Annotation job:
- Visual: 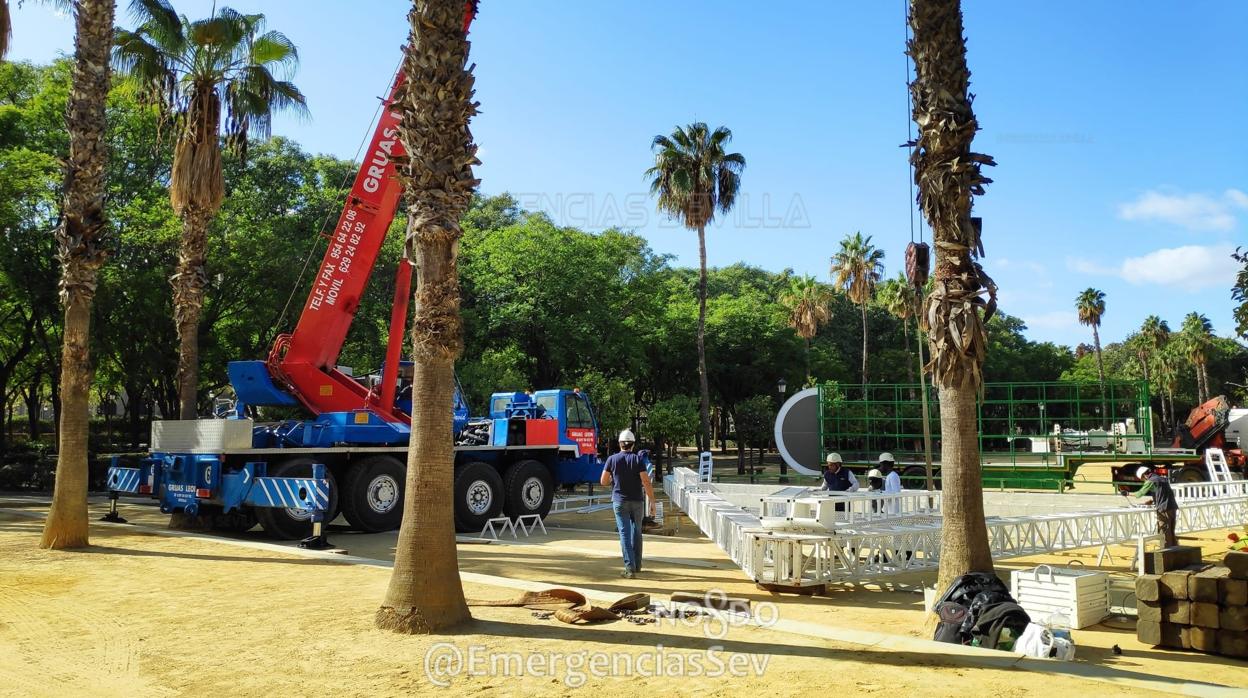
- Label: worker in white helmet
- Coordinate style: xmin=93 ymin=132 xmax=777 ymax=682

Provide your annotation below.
xmin=878 ymin=452 xmax=902 ymax=515
xmin=1132 ymin=465 xmax=1178 ymax=547
xmin=878 ymin=453 xmax=902 ymax=492
xmin=821 ymin=452 xmax=859 ymax=493
xmin=599 ymin=428 xmax=656 ymax=578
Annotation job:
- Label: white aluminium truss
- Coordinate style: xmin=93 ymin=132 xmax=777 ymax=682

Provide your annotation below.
xmin=664 ymin=468 xmax=1248 ymax=587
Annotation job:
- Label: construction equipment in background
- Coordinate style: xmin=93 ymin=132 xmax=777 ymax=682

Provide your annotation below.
xmin=106 ymin=5 xmax=605 ymax=541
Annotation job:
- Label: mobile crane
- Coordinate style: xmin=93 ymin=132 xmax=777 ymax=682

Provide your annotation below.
xmin=106 ymin=3 xmax=604 ymax=539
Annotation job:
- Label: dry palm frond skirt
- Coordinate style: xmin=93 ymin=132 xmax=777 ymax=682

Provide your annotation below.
xmin=468 ymin=589 xmax=649 ymax=624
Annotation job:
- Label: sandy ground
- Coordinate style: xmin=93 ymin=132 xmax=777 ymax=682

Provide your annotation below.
xmin=1 ymin=494 xmax=1246 ymax=696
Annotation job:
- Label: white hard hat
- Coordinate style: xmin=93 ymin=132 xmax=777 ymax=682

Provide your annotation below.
xmin=825 ymin=452 xmax=843 ymax=465
xmin=1135 ymin=466 xmax=1151 ymax=480
xmin=878 ymin=452 xmax=895 ymax=463
xmin=867 ymin=469 xmax=883 ymax=479
xmin=618 ymin=429 xmax=636 ymax=443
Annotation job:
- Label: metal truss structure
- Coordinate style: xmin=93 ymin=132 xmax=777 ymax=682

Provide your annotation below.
xmin=664 ymin=468 xmax=1248 ymax=586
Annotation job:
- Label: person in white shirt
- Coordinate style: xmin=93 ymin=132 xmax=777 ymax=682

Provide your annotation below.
xmin=878 ymin=452 xmax=902 ymax=515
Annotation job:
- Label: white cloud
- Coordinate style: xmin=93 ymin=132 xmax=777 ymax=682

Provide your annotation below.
xmin=1068 ymin=244 xmax=1240 ymax=292
xmin=1117 ymin=188 xmax=1248 ymax=232
xmin=1119 ymin=245 xmax=1241 ymax=291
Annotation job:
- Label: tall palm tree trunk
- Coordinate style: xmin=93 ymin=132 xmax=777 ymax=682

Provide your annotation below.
xmin=1199 ymin=362 xmax=1210 ymax=403
xmin=1091 ymin=324 xmax=1105 ymax=385
xmin=41 ymin=0 xmax=116 ymax=550
xmin=860 ymin=303 xmax=868 ymax=384
xmin=696 ymin=223 xmax=711 ymax=452
xmin=803 ymin=337 xmax=811 ymax=381
xmin=908 ymin=0 xmax=996 ymax=598
xmin=377 ymin=0 xmax=475 ymax=634
xmin=172 ymin=207 xmax=211 ymax=419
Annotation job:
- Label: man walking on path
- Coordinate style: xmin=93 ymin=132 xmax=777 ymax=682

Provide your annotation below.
xmin=600 ymin=429 xmax=656 ymax=578
xmin=1134 ymin=465 xmax=1179 ymax=547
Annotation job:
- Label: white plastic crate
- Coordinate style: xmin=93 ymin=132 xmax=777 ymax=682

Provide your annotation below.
xmin=1010 ymin=564 xmax=1109 ymax=629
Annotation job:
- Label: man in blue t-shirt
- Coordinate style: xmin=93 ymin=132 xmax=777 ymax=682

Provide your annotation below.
xmin=600 ymin=429 xmax=656 ymax=578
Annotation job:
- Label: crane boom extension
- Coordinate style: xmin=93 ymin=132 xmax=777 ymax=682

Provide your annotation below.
xmin=266 ymin=73 xmax=410 ymax=423
xmin=262 ymin=2 xmax=479 ymax=424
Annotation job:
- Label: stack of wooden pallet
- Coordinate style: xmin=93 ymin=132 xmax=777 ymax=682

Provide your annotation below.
xmin=1136 ymin=549 xmax=1248 ymax=658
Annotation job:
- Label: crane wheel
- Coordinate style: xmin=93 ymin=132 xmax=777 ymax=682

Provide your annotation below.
xmin=341 ymin=455 xmax=406 ymax=533
xmin=255 ymin=457 xmax=340 ymax=541
xmin=900 ymin=465 xmax=937 ymax=490
xmin=453 ymin=461 xmax=504 ymax=532
xmin=502 ymin=459 xmax=554 ymax=520
xmin=1171 ymin=465 xmax=1206 ymax=483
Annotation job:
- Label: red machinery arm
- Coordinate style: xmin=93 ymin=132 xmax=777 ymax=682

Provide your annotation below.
xmin=268 ymin=2 xmax=478 ymax=423
xmin=267 ymin=70 xmax=411 ymax=422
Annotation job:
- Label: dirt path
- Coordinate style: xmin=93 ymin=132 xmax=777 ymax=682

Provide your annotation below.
xmin=0 ymin=500 xmax=1244 ymax=696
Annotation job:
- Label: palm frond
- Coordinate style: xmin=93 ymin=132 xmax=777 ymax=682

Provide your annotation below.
xmin=249 ymin=30 xmax=298 ymax=77
xmin=128 ymin=0 xmax=185 ymax=55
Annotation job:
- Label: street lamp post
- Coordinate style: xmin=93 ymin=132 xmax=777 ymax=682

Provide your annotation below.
xmin=776 ymin=378 xmax=788 ymax=481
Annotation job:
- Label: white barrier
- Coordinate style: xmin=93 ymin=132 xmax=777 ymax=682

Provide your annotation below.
xmin=664 ymin=467 xmax=1248 ymax=587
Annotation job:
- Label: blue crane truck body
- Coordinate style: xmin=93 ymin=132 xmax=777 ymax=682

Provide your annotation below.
xmin=106 ymin=374 xmax=603 ymax=541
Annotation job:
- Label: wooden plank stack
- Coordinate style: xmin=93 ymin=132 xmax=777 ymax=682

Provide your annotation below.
xmin=1136 ymin=550 xmax=1248 ymax=658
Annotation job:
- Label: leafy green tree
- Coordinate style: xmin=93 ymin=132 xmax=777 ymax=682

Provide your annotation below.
xmin=114 ymin=0 xmax=307 ymax=418
xmin=733 ymin=394 xmax=775 ymax=475
xmin=830 ymin=231 xmax=884 ymax=384
xmin=982 ymin=313 xmax=1072 ymax=383
xmin=1075 ymin=288 xmax=1107 ymax=385
xmin=646 ymin=121 xmax=745 ymax=452
xmin=645 ymin=394 xmax=698 ymax=465
xmin=780 ymin=274 xmax=833 ymax=382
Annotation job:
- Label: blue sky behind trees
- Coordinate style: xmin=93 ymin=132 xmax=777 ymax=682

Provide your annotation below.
xmin=9 ymin=0 xmax=1245 ymax=347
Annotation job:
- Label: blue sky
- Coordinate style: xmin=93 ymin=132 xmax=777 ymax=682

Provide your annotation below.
xmin=9 ymin=1 xmax=1246 ymax=348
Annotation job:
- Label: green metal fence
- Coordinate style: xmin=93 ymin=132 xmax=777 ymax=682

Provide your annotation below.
xmin=817 ymin=380 xmax=1153 ymax=476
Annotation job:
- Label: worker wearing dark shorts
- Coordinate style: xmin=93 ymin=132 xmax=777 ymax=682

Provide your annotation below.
xmin=1134 ymin=466 xmax=1179 ymax=547
xmin=600 ymin=429 xmax=656 ymax=579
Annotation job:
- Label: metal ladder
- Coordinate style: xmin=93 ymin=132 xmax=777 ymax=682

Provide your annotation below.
xmin=1206 ymin=448 xmax=1234 ymax=483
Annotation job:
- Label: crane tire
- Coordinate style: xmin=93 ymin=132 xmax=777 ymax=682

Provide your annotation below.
xmin=341 ymin=455 xmax=406 ymax=533
xmin=502 ymin=459 xmax=554 ymax=520
xmin=1171 ymin=465 xmax=1206 ymax=483
xmin=454 ymin=461 xmax=504 ymax=533
xmin=900 ymin=465 xmax=937 ymax=490
xmin=255 ymin=457 xmax=340 ymax=541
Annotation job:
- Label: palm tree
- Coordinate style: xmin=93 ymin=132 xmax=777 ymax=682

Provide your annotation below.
xmin=1075 ymin=288 xmax=1106 ymax=385
xmin=1180 ymin=312 xmax=1214 ymax=404
xmin=829 ymin=232 xmax=884 ymax=384
xmin=113 ymin=0 xmax=306 ymax=419
xmin=779 ymin=275 xmax=832 ymax=381
xmin=646 ymin=122 xmax=745 ymax=451
xmin=1 ymin=0 xmax=11 ymax=59
xmin=39 ymin=0 xmax=117 ymax=549
xmin=1138 ymin=314 xmax=1169 ymax=432
xmin=1155 ymin=345 xmax=1181 ymax=436
xmin=908 ymin=0 xmax=998 ymax=594
xmin=376 ymin=0 xmax=477 ymax=634
xmin=878 ymin=273 xmax=918 ymax=387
